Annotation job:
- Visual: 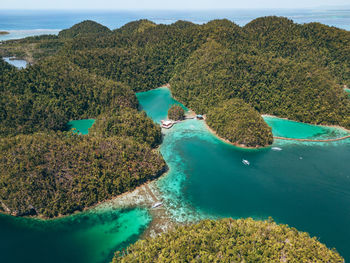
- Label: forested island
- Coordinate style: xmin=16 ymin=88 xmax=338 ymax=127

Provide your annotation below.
xmin=0 ymin=31 xmax=9 ymax=35
xmin=0 ymin=16 xmax=349 ymax=259
xmin=168 ymin=104 xmax=185 ymax=121
xmin=0 ymin=132 xmax=165 ymax=217
xmin=206 ymin=99 xmax=273 ymax=147
xmin=113 ymin=218 xmax=343 ymax=262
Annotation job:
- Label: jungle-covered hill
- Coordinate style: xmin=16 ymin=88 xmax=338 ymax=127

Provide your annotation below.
xmin=0 ymin=132 xmax=165 ymax=217
xmin=206 ymin=99 xmax=273 ymax=147
xmin=89 ymin=108 xmax=162 ymax=148
xmin=170 ymin=38 xmax=350 ymax=129
xmin=47 ymin=18 xmax=349 ymax=131
xmin=0 ymin=57 xmax=137 ymax=136
xmin=58 ymin=20 xmax=112 ymax=38
xmin=113 ymin=218 xmax=344 ymax=262
xmin=0 ymin=47 xmax=165 ymax=217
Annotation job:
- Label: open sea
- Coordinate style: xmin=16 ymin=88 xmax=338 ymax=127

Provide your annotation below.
xmin=0 ymin=8 xmax=349 ymax=41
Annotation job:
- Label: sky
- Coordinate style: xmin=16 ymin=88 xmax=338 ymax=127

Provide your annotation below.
xmin=1 ymin=0 xmax=350 ymax=10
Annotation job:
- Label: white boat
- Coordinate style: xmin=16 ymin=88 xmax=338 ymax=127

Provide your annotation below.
xmin=271 ymin=147 xmax=282 ymax=151
xmin=242 ymin=159 xmax=250 ymax=165
xmin=152 ymin=202 xmax=163 ymax=208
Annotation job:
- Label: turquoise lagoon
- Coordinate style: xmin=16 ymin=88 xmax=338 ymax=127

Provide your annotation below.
xmin=136 ymin=86 xmax=188 ymax=124
xmin=263 ymin=115 xmax=349 ymax=140
xmin=137 ymin=87 xmax=350 ymax=260
xmin=67 ymin=119 xmax=95 ymax=135
xmin=0 ymin=207 xmax=151 ymax=263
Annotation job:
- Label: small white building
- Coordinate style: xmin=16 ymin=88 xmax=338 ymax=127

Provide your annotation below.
xmin=161 ymin=120 xmax=174 ymax=129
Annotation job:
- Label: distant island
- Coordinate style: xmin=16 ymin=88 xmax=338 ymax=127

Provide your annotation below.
xmin=0 ymin=31 xmax=9 ymax=35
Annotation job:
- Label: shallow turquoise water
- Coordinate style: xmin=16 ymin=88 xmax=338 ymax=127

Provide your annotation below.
xmin=263 ymin=115 xmax=349 ymax=140
xmin=0 ymin=207 xmax=151 ymax=263
xmin=67 ymin=119 xmax=95 ymax=135
xmin=345 ymin=88 xmax=350 ymax=95
xmin=136 ymin=87 xmax=188 ymax=124
xmin=137 ymin=87 xmax=350 ymax=260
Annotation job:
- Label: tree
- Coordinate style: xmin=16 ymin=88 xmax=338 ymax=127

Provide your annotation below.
xmin=168 ymin=105 xmax=185 ymax=121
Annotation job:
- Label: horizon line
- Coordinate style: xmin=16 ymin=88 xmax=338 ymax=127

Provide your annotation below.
xmin=0 ymin=5 xmax=350 ymax=12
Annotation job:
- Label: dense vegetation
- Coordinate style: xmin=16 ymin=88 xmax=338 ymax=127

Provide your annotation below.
xmin=0 ymin=21 xmax=168 ymax=217
xmin=0 ymin=57 xmax=137 ymax=136
xmin=170 ymin=38 xmax=350 ymax=129
xmin=58 ymin=20 xmax=204 ymax=91
xmin=89 ymin=108 xmax=162 ymax=148
xmin=0 ymin=132 xmax=165 ymax=217
xmin=58 ymin=20 xmax=111 ymax=38
xmin=113 ymin=218 xmax=343 ymax=262
xmin=0 ymin=35 xmax=64 ymax=63
xmin=2 ymin=19 xmax=348 ymax=130
xmin=207 ymin=99 xmax=273 ymax=147
xmin=46 ymin=18 xmax=349 ymax=130
xmin=167 ymin=104 xmax=185 ymax=121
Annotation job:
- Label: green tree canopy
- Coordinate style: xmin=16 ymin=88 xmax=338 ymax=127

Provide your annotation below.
xmin=206 ymin=99 xmax=273 ymax=147
xmin=168 ymin=104 xmax=185 ymax=121
xmin=113 ymin=218 xmax=344 ymax=262
xmin=89 ymin=108 xmax=162 ymax=148
xmin=0 ymin=132 xmax=165 ymax=218
xmin=58 ymin=20 xmax=111 ymax=38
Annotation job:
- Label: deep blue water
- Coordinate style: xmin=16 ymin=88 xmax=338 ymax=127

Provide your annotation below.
xmin=0 ymin=9 xmax=349 ymax=40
